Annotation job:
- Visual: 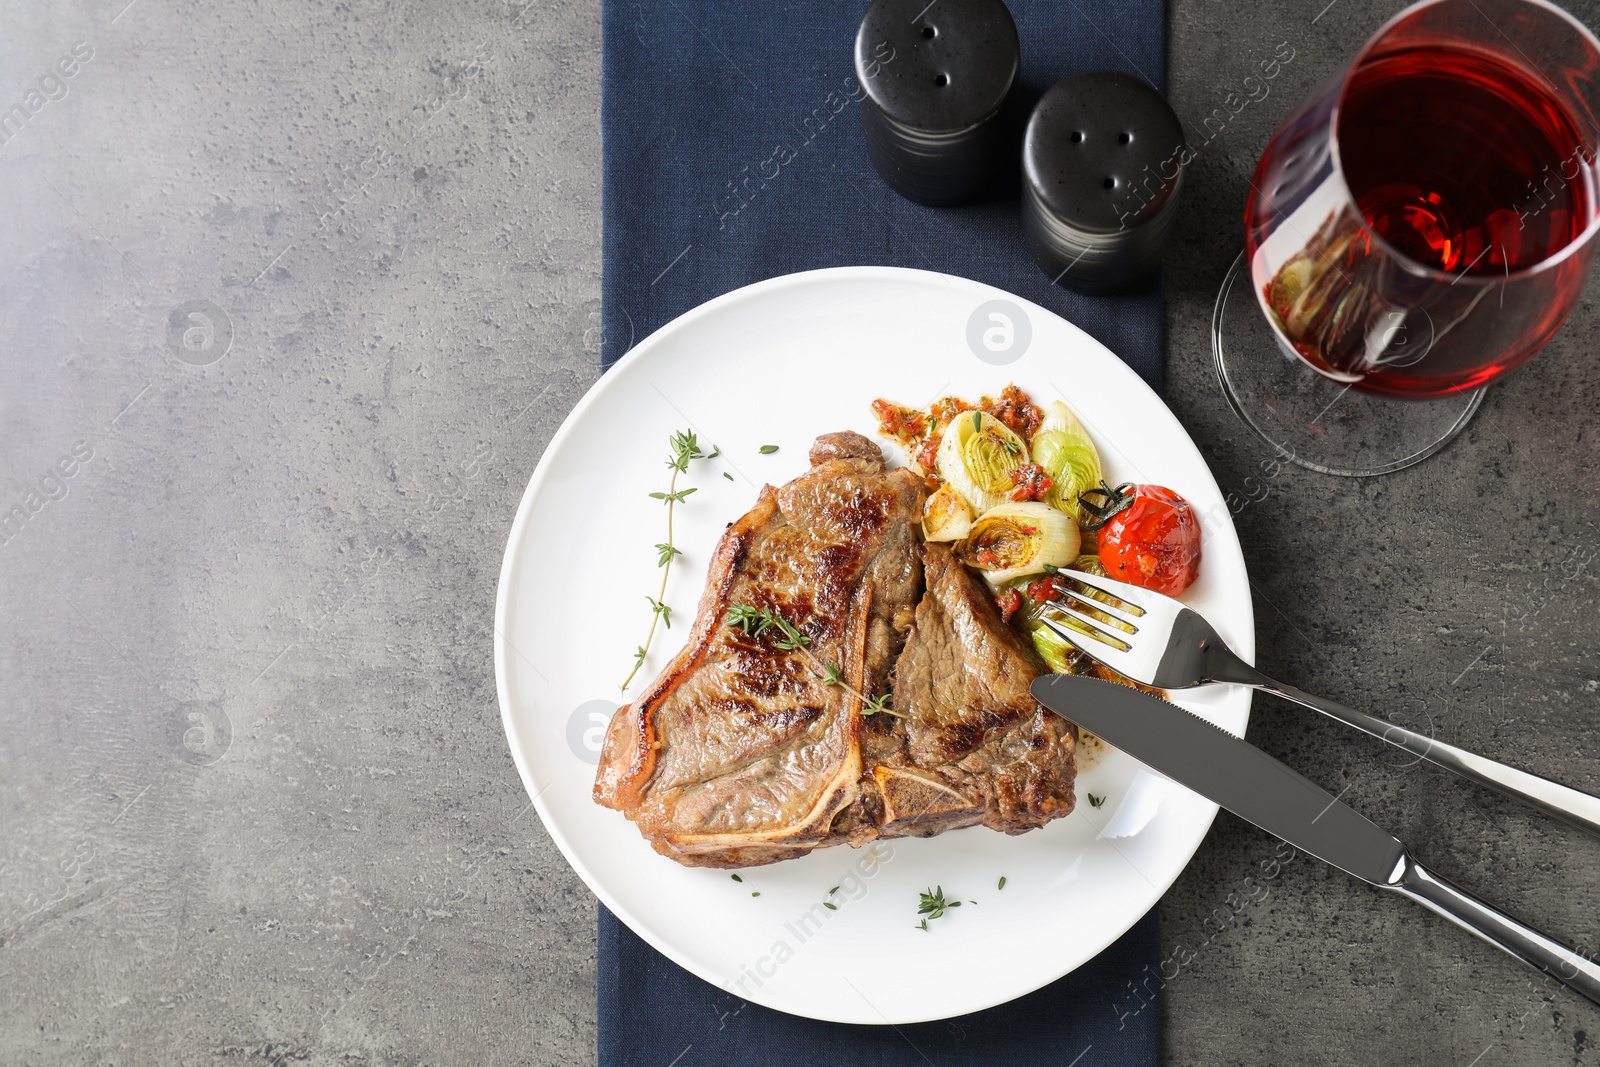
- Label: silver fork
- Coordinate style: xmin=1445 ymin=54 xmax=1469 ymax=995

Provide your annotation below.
xmin=1037 ymin=570 xmax=1600 ymax=839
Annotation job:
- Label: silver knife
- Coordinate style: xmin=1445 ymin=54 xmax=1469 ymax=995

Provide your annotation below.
xmin=1032 ymin=674 xmax=1600 ymax=1006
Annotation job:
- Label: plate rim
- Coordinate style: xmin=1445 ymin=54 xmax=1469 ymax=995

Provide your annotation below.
xmin=494 ymin=264 xmax=1254 ymax=1023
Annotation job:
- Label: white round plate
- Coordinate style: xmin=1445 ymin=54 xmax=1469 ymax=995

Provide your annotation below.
xmin=495 ymin=266 xmax=1254 ymax=1025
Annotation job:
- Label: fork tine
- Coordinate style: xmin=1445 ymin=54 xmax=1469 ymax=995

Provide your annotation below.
xmin=1038 ymin=601 xmax=1133 ymax=653
xmin=1042 ymin=589 xmax=1139 ymax=637
xmin=1049 ymin=575 xmax=1152 ymax=617
xmin=1037 ymin=610 xmax=1143 ymax=681
xmin=1051 ymin=572 xmax=1147 ymax=623
xmin=1043 ymin=595 xmax=1131 ymax=636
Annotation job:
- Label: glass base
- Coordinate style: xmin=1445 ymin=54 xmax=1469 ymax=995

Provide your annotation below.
xmin=1211 ymin=252 xmax=1485 ymax=477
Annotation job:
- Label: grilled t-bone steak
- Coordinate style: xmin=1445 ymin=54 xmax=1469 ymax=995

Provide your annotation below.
xmin=593 ymin=431 xmax=1077 ymax=868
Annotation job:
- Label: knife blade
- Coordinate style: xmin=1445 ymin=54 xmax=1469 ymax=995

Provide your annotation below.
xmin=1031 ymin=673 xmax=1600 ymax=1007
xmin=1030 ymin=673 xmax=1406 ymax=884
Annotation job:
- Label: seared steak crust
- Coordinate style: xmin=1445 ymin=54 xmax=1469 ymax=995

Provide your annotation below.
xmin=594 ymin=433 xmax=1077 ymax=868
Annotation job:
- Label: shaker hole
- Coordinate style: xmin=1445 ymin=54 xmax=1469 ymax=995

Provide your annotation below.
xmin=1070 ymin=131 xmax=1084 ymax=143
xmin=1102 ymin=177 xmax=1115 ymax=189
xmin=1118 ymin=132 xmax=1132 ymax=144
xmin=934 ymin=73 xmax=948 ymax=86
xmin=921 ymin=25 xmax=936 ymax=38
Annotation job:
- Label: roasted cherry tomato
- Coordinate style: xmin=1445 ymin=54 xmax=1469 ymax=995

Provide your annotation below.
xmin=1091 ymin=483 xmax=1201 ymax=596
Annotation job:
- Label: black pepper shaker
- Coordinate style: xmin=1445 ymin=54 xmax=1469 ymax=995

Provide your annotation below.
xmin=1022 ymin=71 xmax=1186 ymax=294
xmin=855 ymin=0 xmax=1020 ymax=207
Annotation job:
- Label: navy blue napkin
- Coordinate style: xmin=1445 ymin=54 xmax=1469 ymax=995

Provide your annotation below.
xmin=599 ymin=0 xmax=1165 ymax=392
xmin=599 ymin=903 xmax=1160 ymax=1067
xmin=599 ymin=2 xmax=1167 ymax=1063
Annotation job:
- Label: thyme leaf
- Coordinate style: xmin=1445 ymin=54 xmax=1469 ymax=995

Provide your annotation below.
xmin=861 ymin=693 xmax=898 ymax=717
xmin=1079 ymin=480 xmax=1138 ymax=531
xmin=621 ymin=429 xmax=705 ymax=691
xmin=725 ymin=604 xmax=902 ymax=717
xmin=916 ymin=885 xmax=961 ymax=930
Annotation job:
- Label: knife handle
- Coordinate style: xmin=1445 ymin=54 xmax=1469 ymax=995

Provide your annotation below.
xmin=1387 ymin=856 xmax=1600 ymax=1006
xmin=1253 ymin=678 xmax=1600 ymax=842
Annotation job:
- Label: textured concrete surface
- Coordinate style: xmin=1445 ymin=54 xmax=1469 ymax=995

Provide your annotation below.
xmin=1165 ymin=1 xmax=1600 ymax=1064
xmin=1 ymin=0 xmax=1598 ymax=1064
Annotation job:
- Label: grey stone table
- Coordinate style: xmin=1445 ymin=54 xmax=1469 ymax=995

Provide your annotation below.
xmin=2 ymin=0 xmax=1597 ymax=1064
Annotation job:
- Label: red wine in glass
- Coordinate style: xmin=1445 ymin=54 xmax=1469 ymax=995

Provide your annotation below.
xmin=1242 ymin=0 xmax=1600 ymax=400
xmin=1341 ymin=49 xmax=1589 ymax=279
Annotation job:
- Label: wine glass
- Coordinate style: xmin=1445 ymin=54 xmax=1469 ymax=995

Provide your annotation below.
xmin=1212 ymin=0 xmax=1600 ymax=476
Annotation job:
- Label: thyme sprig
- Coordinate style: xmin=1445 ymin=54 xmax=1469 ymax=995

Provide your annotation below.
xmin=726 ymin=603 xmax=902 ymax=717
xmin=621 ymin=430 xmax=708 ymax=691
xmin=915 ymin=885 xmax=961 ymax=932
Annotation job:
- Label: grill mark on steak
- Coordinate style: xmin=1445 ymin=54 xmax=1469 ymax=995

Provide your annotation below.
xmin=594 ymin=432 xmax=1078 ymax=868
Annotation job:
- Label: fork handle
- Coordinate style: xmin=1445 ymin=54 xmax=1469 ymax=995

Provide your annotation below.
xmin=1386 ymin=856 xmax=1600 ymax=1007
xmin=1230 ymin=661 xmax=1600 ymax=839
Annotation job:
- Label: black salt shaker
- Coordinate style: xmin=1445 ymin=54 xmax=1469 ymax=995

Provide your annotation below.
xmin=1022 ymin=71 xmax=1186 ymax=294
xmin=855 ymin=0 xmax=1020 ymax=207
